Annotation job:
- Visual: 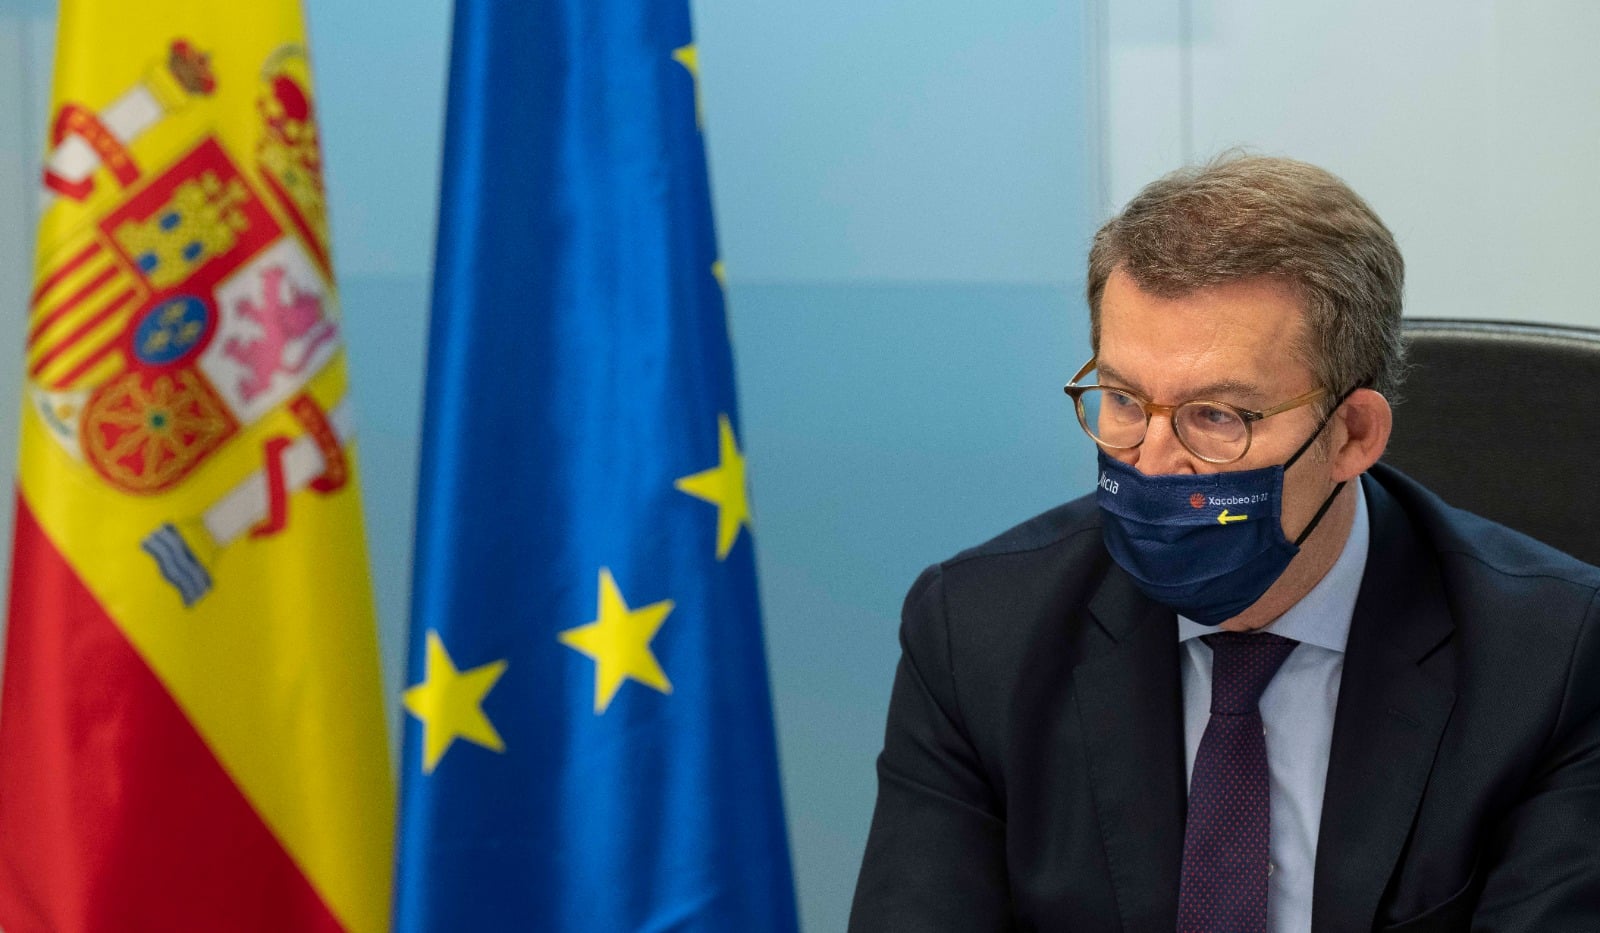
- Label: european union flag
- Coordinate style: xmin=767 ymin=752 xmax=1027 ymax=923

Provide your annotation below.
xmin=394 ymin=1 xmax=799 ymax=929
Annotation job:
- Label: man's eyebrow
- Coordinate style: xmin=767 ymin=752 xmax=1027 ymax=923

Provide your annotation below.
xmin=1096 ymin=363 xmax=1266 ymax=403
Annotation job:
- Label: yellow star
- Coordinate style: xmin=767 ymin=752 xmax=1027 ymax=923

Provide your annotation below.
xmin=559 ymin=569 xmax=675 ymax=714
xmin=675 ymin=413 xmax=751 ymax=560
xmin=401 ymin=631 xmax=508 ymax=775
xmin=672 ymin=43 xmax=704 ymax=128
xmin=711 ymin=259 xmax=726 ymax=292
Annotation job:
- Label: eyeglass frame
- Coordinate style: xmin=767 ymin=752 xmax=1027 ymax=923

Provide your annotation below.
xmin=1061 ymin=356 xmax=1329 ymax=464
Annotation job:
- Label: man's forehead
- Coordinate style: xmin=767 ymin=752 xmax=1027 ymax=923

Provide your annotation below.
xmin=1095 ymin=268 xmax=1314 ymax=395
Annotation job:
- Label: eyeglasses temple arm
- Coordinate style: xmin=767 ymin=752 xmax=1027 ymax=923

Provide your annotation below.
xmin=1252 ymin=387 xmax=1327 ymax=419
xmin=1065 ymin=356 xmax=1097 ymax=388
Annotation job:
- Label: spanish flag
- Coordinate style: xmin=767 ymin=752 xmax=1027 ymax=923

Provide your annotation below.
xmin=0 ymin=4 xmax=392 ymax=931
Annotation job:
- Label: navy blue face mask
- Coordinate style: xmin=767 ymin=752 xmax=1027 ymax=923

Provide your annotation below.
xmin=1095 ymin=404 xmax=1348 ymax=627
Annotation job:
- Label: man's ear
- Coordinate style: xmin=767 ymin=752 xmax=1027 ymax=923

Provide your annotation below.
xmin=1331 ymin=388 xmax=1392 ymax=482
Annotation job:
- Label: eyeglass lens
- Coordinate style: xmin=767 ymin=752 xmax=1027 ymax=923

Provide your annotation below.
xmin=1075 ymin=387 xmax=1249 ymax=462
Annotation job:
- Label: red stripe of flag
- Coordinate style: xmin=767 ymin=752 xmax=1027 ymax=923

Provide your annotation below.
xmin=27 ymin=263 xmax=121 ymax=346
xmin=29 ymin=242 xmax=101 ymax=305
xmin=49 ymin=341 xmax=124 ymax=390
xmin=0 ymin=496 xmax=344 ymax=933
xmin=28 ymin=287 xmax=140 ymax=379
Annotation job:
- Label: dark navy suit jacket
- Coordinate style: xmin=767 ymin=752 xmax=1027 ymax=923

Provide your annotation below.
xmin=850 ymin=464 xmax=1600 ymax=932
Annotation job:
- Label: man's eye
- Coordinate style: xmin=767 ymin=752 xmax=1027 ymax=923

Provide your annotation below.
xmin=1183 ymin=404 xmax=1240 ymax=430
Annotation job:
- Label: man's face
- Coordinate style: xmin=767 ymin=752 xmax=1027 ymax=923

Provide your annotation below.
xmin=1094 ymin=266 xmax=1335 ymax=538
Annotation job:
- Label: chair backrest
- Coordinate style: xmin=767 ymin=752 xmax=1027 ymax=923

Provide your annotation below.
xmin=1383 ymin=318 xmax=1600 ymax=567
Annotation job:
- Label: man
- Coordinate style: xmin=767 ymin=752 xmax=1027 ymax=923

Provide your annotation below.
xmin=849 ymin=156 xmax=1600 ymax=932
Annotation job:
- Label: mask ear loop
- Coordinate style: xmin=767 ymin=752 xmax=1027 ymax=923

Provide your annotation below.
xmin=1284 ymin=385 xmax=1361 ymax=547
xmin=1293 ymin=481 xmax=1347 ymax=547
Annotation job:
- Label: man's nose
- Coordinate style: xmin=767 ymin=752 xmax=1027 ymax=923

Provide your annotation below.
xmin=1135 ymin=412 xmax=1198 ymax=475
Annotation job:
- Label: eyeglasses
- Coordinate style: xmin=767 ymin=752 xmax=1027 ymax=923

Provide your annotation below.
xmin=1062 ymin=357 xmax=1327 ymax=464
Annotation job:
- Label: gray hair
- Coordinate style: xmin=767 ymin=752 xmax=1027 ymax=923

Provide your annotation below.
xmin=1087 ymin=154 xmax=1407 ymax=406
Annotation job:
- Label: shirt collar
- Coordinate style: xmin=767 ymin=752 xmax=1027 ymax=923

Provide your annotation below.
xmin=1176 ymin=478 xmax=1368 ymax=653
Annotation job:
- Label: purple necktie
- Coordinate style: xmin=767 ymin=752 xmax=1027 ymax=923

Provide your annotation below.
xmin=1177 ymin=631 xmax=1299 ymax=933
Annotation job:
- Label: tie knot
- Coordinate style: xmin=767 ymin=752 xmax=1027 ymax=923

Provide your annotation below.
xmin=1201 ymin=631 xmax=1299 ymax=714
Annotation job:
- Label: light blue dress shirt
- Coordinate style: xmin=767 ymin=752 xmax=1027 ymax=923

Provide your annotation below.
xmin=1177 ymin=481 xmax=1369 ymax=933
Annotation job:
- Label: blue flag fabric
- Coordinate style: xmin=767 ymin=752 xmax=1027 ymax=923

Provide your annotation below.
xmin=394 ymin=1 xmax=799 ymax=929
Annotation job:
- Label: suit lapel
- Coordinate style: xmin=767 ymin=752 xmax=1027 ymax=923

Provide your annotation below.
xmin=1312 ymin=473 xmax=1457 ymax=932
xmin=1076 ymin=566 xmax=1186 ymax=932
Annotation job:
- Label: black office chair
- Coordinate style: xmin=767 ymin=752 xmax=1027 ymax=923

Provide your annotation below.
xmin=1382 ymin=318 xmax=1600 ymax=567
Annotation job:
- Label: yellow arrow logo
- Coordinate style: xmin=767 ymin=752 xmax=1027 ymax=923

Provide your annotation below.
xmin=1217 ymin=510 xmax=1248 ymax=525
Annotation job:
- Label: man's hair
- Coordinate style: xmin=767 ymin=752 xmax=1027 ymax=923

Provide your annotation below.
xmin=1087 ymin=153 xmax=1407 ymax=405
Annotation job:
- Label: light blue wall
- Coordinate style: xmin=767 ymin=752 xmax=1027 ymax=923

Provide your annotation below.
xmin=0 ymin=2 xmax=1101 ymax=930
xmin=734 ymin=282 xmax=1091 ymax=928
xmin=694 ymin=0 xmax=1097 ymax=283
